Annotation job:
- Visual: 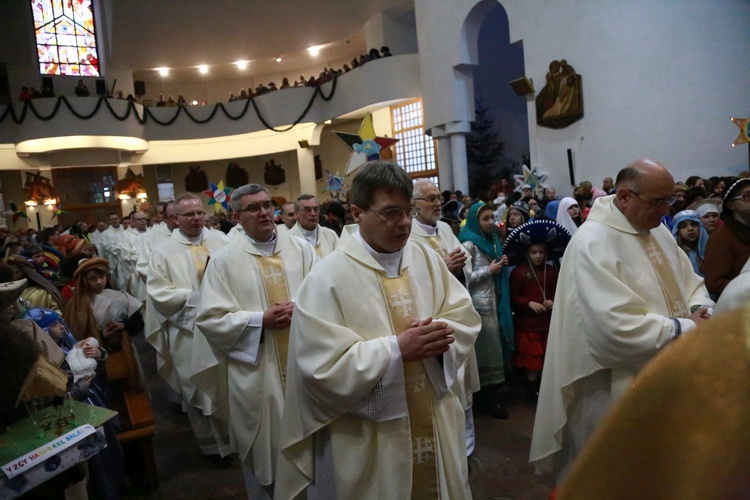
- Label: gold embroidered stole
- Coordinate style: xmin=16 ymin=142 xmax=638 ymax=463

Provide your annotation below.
xmin=636 ymin=233 xmax=689 ymax=318
xmin=426 ymin=236 xmax=447 ymax=258
xmin=377 ymin=269 xmax=440 ymax=499
xmin=313 ymin=244 xmax=323 ymax=258
xmin=256 ymin=255 xmax=291 ymax=391
xmin=188 ymin=244 xmax=210 ymax=284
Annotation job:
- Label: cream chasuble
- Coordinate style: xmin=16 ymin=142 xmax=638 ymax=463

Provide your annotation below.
xmin=191 ymin=230 xmax=316 ymax=485
xmin=529 ymin=195 xmax=714 ymax=478
xmin=276 ymin=226 xmax=480 ymax=500
xmin=289 ymin=222 xmax=339 ymax=258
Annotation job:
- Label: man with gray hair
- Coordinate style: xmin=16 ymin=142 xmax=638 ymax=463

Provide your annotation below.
xmin=192 ymin=183 xmax=317 ymax=499
xmin=146 ymin=193 xmax=230 ymax=461
xmin=288 ymin=194 xmax=338 ymax=257
xmin=530 ymin=159 xmax=714 ymax=479
xmin=124 ymin=210 xmax=148 ymax=300
xmin=277 ymin=161 xmax=480 ymax=499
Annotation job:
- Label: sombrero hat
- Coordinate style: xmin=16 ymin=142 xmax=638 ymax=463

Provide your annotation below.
xmin=503 ymin=219 xmax=572 ymax=265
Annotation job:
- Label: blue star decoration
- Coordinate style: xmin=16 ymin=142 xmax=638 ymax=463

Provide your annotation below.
xmin=333 ymin=112 xmax=399 ymax=175
xmin=321 ymin=170 xmax=348 ymax=200
xmin=204 ymin=181 xmax=233 ymax=212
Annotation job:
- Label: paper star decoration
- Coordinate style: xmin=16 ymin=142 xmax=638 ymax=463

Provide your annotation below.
xmin=6 ymin=202 xmax=29 ymax=225
xmin=333 ymin=112 xmax=399 ymax=175
xmin=51 ymin=203 xmax=69 ymax=220
xmin=204 ymin=180 xmax=233 ymax=212
xmin=731 ymin=117 xmax=749 ymax=146
xmin=513 ymin=164 xmax=549 ymax=191
xmin=321 ymin=170 xmax=348 ymax=200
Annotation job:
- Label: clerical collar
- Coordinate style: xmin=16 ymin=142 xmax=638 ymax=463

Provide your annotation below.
xmin=247 ymin=231 xmax=277 ymax=257
xmin=353 ymin=227 xmax=403 ymax=278
xmin=299 ymin=225 xmax=318 ymax=246
xmin=415 ymin=219 xmax=438 ymax=236
xmin=180 ymin=230 xmax=204 ymax=246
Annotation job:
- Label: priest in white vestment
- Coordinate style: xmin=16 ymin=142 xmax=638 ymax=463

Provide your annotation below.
xmin=124 ymin=210 xmax=149 ymax=301
xmin=146 ymin=194 xmax=230 ymax=457
xmin=99 ymin=213 xmax=129 ymax=290
xmin=89 ymin=221 xmax=107 ymax=256
xmin=288 ymin=194 xmax=338 ymax=258
xmin=530 ymin=160 xmax=714 ymax=479
xmin=276 ymin=161 xmax=480 ymax=500
xmin=192 ymin=184 xmax=317 ymax=499
xmin=411 ymin=178 xmax=480 ymax=455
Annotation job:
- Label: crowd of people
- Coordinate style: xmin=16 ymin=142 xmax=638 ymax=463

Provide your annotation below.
xmin=1 ymin=158 xmax=747 ymax=498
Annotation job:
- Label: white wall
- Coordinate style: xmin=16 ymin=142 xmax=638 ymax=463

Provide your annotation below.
xmin=415 ymin=0 xmax=750 ymax=193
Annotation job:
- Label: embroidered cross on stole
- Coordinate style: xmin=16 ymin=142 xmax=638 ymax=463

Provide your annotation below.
xmin=426 ymin=236 xmax=447 ymax=258
xmin=636 ymin=233 xmax=689 ymax=318
xmin=188 ymin=245 xmax=210 ymax=284
xmin=377 ymin=269 xmax=440 ymax=499
xmin=256 ymin=255 xmax=291 ymax=391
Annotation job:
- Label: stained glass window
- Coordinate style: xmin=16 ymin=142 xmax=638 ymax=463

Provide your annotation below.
xmin=31 ymin=0 xmax=100 ymax=76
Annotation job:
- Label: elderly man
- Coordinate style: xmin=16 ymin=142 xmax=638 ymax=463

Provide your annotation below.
xmin=146 ymin=194 xmax=230 ymax=460
xmin=529 ymin=159 xmax=715 ymax=479
xmin=192 ymin=184 xmax=317 ymax=499
xmin=124 ymin=210 xmax=149 ymax=300
xmin=276 ymin=161 xmax=481 ymax=499
xmin=288 ymin=194 xmax=338 ymax=257
xmin=410 ymin=178 xmax=480 ymax=455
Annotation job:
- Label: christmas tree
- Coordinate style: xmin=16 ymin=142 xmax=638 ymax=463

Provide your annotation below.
xmin=467 ymin=97 xmax=506 ymax=192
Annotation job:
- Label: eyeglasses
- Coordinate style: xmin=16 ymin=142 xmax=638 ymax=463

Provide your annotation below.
xmin=731 ymin=192 xmax=750 ymax=202
xmin=299 ymin=206 xmax=321 ymax=214
xmin=365 ymin=205 xmax=419 ymax=222
xmin=236 ymin=201 xmax=274 ymax=215
xmin=175 ymin=211 xmax=206 ymax=219
xmin=414 ymin=195 xmax=441 ymax=204
xmin=629 ymin=190 xmax=678 ymax=207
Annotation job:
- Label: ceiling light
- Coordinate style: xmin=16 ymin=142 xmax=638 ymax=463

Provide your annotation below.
xmin=191 ymin=100 xmax=199 ymax=105
xmin=308 ymin=46 xmax=321 ymax=57
xmin=157 ymin=67 xmax=169 ymax=77
xmin=198 ymin=65 xmax=209 ymax=74
xmin=275 ymin=57 xmax=282 ymax=63
xmin=235 ymin=60 xmax=248 ymax=70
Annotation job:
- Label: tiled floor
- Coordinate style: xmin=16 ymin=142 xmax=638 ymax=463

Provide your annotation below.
xmin=123 ymin=336 xmax=554 ymax=499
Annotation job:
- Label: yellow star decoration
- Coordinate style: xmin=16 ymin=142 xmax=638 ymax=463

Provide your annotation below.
xmin=732 ymin=117 xmax=749 ymax=146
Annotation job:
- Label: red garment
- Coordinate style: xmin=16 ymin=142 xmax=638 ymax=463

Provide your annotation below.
xmin=510 ymin=263 xmax=558 ymax=370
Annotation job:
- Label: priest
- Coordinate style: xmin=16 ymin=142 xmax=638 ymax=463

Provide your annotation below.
xmin=146 ymin=194 xmax=230 ymax=459
xmin=276 ymin=161 xmax=481 ymax=499
xmin=192 ymin=183 xmax=317 ymax=499
xmin=529 ymin=159 xmax=714 ymax=479
xmin=288 ymin=194 xmax=339 ymax=257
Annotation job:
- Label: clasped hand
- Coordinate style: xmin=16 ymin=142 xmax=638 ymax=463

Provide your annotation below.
xmin=443 ymin=248 xmax=468 ymax=273
xmin=397 ymin=317 xmax=454 ymax=362
xmin=263 ymin=301 xmax=295 ymax=329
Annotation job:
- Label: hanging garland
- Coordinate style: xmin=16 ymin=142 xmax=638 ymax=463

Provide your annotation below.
xmin=0 ymin=73 xmax=338 ymax=132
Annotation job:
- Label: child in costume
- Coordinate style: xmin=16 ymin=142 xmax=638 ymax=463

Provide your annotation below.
xmin=459 ymin=201 xmax=514 ymax=419
xmin=504 ymin=219 xmax=571 ymax=401
xmin=671 ymin=210 xmax=708 ymax=277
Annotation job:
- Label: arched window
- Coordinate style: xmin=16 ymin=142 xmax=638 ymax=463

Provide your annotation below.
xmin=31 ymin=0 xmax=100 ymax=76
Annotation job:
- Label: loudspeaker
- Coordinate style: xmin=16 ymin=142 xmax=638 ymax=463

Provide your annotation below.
xmin=298 ymin=140 xmax=309 ymax=148
xmin=509 ymin=76 xmax=534 ymax=96
xmin=41 ymin=76 xmax=53 ymax=91
xmin=0 ymin=63 xmax=10 ymax=105
xmin=95 ymin=79 xmax=106 ymax=95
xmin=134 ymin=80 xmax=146 ymax=97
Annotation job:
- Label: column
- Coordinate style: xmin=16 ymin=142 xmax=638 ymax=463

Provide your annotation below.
xmin=446 ymin=121 xmax=472 ymax=194
xmin=296 ymin=146 xmax=317 ymax=195
xmin=433 ymin=127 xmax=453 ymax=191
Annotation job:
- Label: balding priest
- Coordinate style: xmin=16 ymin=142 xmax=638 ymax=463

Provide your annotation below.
xmin=276 ymin=161 xmax=480 ymax=499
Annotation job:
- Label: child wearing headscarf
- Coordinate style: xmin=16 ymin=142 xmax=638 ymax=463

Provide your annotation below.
xmin=459 ymin=202 xmax=514 ymax=419
xmin=556 ymin=197 xmax=583 ymax=235
xmin=671 ymin=210 xmax=708 ymax=277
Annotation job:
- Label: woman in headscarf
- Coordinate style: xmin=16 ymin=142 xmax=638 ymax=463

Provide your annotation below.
xmin=556 ymin=197 xmax=583 ymax=235
xmin=671 ymin=210 xmax=708 ymax=277
xmin=459 ymin=202 xmax=515 ymax=419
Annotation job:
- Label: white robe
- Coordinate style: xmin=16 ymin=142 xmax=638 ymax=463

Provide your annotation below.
xmin=124 ymin=228 xmax=147 ymax=299
xmin=145 ymin=228 xmax=228 ymax=408
xmin=276 ymin=226 xmax=480 ymax=500
xmin=410 ymin=219 xmax=480 ymax=409
xmin=288 ymin=222 xmax=338 ymax=258
xmin=714 ymin=257 xmax=750 ymax=314
xmin=529 ymin=195 xmax=714 ymax=477
xmin=191 ymin=230 xmax=317 ymax=485
xmin=89 ymin=229 xmax=106 ymax=256
xmin=100 ymin=226 xmax=129 ymax=290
